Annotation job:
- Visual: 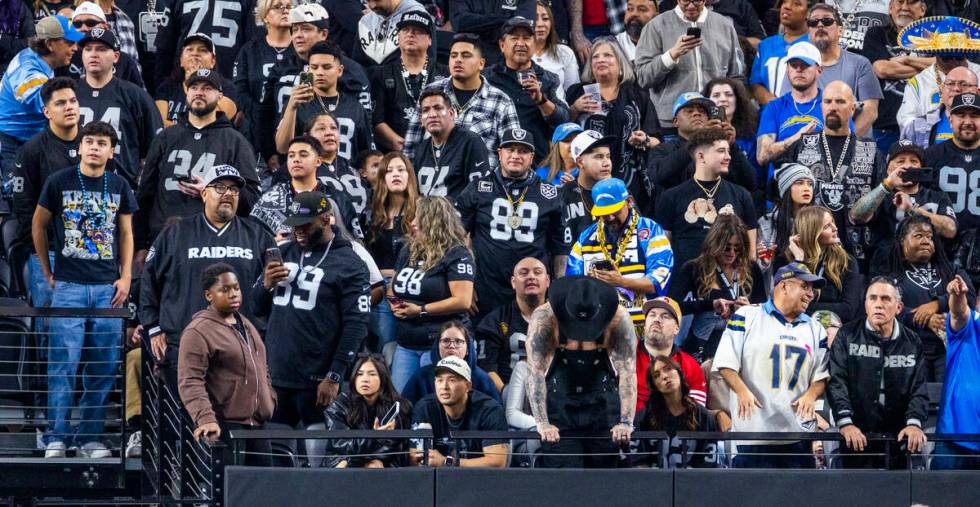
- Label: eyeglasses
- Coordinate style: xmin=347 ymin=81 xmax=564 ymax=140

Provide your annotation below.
xmin=207 ymin=183 xmax=241 ymax=195
xmin=72 ymin=19 xmax=102 ymax=28
xmin=269 ymin=3 xmax=292 ymax=12
xmin=439 ymin=339 xmax=466 ymax=348
xmin=944 ymin=80 xmax=977 ymax=90
xmin=678 ymin=0 xmax=706 ymax=4
xmin=807 ymin=17 xmax=836 ymax=27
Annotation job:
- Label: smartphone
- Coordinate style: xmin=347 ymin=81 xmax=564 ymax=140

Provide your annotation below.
xmin=593 ymin=260 xmax=615 ymax=271
xmin=380 ymin=401 xmax=400 ymax=427
xmin=903 ymin=167 xmax=934 ymax=183
xmin=709 ymin=105 xmax=727 ymax=122
xmin=386 ymin=295 xmax=405 ymax=307
xmin=299 ymin=71 xmax=313 ymax=86
xmin=686 ymin=26 xmax=702 ymax=39
xmin=176 ymin=173 xmax=195 ymax=184
xmin=265 ymin=247 xmax=283 ymax=265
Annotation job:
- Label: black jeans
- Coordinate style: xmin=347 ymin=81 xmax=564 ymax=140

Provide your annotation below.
xmin=221 ymin=421 xmax=272 ymax=466
xmin=271 ymin=386 xmax=323 ymax=428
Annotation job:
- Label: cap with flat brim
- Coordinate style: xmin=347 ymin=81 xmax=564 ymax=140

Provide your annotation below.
xmin=36 ymin=15 xmax=84 ymax=43
xmin=284 ymin=191 xmax=331 ymax=227
xmin=590 ymin=177 xmax=629 ymax=217
xmin=786 ymin=55 xmax=819 ymax=67
xmin=591 ymin=198 xmax=626 ymax=217
xmin=548 ymin=276 xmax=619 ymax=343
xmin=672 ymin=95 xmax=714 ymax=118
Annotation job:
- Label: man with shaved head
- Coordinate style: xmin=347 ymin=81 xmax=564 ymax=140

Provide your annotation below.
xmin=775 ymin=80 xmax=887 ymax=262
xmin=901 ymin=66 xmax=980 ymax=148
xmin=476 ymin=257 xmax=551 ymax=390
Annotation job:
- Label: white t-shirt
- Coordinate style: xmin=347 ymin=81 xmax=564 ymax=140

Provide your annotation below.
xmin=532 ymin=44 xmax=581 ymax=100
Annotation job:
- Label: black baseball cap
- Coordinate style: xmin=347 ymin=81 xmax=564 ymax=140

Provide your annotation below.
xmin=499 ymin=16 xmax=534 ymax=39
xmin=397 ymin=11 xmax=433 ymax=32
xmin=181 ymin=32 xmax=215 ymax=53
xmin=887 ymin=139 xmax=925 ymax=164
xmin=284 ymin=191 xmax=332 ymax=227
xmin=500 ymin=128 xmax=535 ymax=151
xmin=950 ymin=92 xmax=980 ymax=115
xmin=185 ymin=68 xmax=222 ymax=91
xmin=79 ymin=27 xmax=119 ymax=51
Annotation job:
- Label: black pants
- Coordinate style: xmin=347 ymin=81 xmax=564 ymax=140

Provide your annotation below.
xmin=221 ymin=421 xmax=272 ymax=466
xmin=272 ymin=386 xmax=323 ymax=428
xmin=839 ymin=440 xmax=909 ymax=470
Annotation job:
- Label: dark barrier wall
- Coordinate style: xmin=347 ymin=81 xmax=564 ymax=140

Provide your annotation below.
xmin=225 ymin=467 xmax=980 ymax=507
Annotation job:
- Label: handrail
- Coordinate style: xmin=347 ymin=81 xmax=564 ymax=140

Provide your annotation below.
xmin=0 ymin=306 xmax=132 ymax=318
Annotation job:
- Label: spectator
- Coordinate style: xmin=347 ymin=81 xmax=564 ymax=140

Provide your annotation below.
xmin=356 ymin=149 xmax=384 ymax=188
xmin=828 ymin=277 xmax=929 ymax=469
xmin=354 ymin=0 xmax=428 ymax=67
xmin=558 ymin=129 xmax=611 ymax=241
xmin=668 ymin=215 xmax=766 ymax=359
xmin=75 ymin=27 xmax=161 ymax=188
xmin=614 ymin=0 xmax=657 ymax=63
xmin=658 ymin=0 xmax=766 ymax=47
xmin=0 ymin=15 xmax=81 ymax=202
xmin=635 ymin=297 xmax=708 ymax=413
xmin=833 ymin=0 xmax=889 ymax=51
xmin=632 ymin=356 xmax=720 ymax=468
xmin=295 ymin=112 xmax=371 ymax=217
xmin=704 ymin=77 xmax=762 ymax=186
xmin=927 ymin=93 xmax=980 ymax=248
xmin=135 ymin=68 xmax=259 ymax=257
xmin=410 ymin=89 xmax=490 ymax=198
xmin=901 ymin=66 xmax=978 ymax=148
xmin=141 ymin=164 xmax=274 ymax=389
xmin=389 ymin=196 xmax=474 ymax=391
xmin=0 ymin=0 xmax=35 ymax=75
xmin=655 ymin=127 xmax=758 ymax=270
xmin=177 ymin=264 xmax=276 ymax=465
xmin=532 ymin=1 xmax=580 ymax=95
xmin=455 ymin=128 xmax=568 ymax=319
xmin=233 ymin=0 xmax=293 ymax=155
xmin=410 ymin=356 xmax=510 ymax=468
xmin=254 ymin=191 xmax=371 ymax=428
xmin=526 ymin=276 xmax=637 ymax=468
xmin=536 ymin=122 xmax=582 ymax=187
xmin=477 ymin=257 xmax=550 ymax=389
xmin=370 ymin=11 xmax=448 ymax=152
xmin=774 ymin=80 xmax=886 ymax=262
xmin=935 ymin=274 xmax=980 ymax=470
xmin=31 ymin=0 xmax=74 ymax=22
xmin=153 ymin=0 xmax=255 ymax=81
xmin=756 ymin=163 xmax=815 ymax=284
xmin=713 ymin=262 xmax=830 ymax=468
xmin=862 ymin=0 xmax=932 ymax=153
xmin=402 ymin=321 xmax=500 ymax=404
xmin=634 ymin=0 xmax=744 ymax=130
xmin=60 ymin=2 xmax=142 ymax=86
xmin=367 ymin=152 xmax=419 ymax=349
xmin=34 ymin=121 xmax=136 ymax=458
xmin=882 ymin=215 xmax=975 ymax=382
xmin=404 ymin=33 xmax=521 ymax=170
xmin=568 ymin=177 xmax=673 ymax=331
xmin=154 ymin=34 xmax=239 ymax=128
xmin=567 ymin=38 xmax=660 ymax=201
xmin=324 ymin=354 xmax=413 ymax=468
xmin=77 ymin=0 xmax=139 ymax=66
xmin=568 ymin=0 xmax=625 ymax=61
xmin=756 ymin=41 xmax=824 ymax=167
xmin=450 ymin=0 xmax=535 ymax=64
xmin=749 ymin=0 xmax=810 ymax=105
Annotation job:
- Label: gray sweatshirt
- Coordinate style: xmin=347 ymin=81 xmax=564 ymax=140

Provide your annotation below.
xmin=356 ymin=0 xmax=427 ymax=65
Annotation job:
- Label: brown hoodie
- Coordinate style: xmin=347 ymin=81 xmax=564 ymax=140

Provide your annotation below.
xmin=178 ymin=308 xmax=276 ymax=428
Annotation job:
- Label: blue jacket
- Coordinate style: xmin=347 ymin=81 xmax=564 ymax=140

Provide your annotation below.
xmin=0 ymin=48 xmax=53 ymax=141
xmin=400 ymin=336 xmax=501 ymax=405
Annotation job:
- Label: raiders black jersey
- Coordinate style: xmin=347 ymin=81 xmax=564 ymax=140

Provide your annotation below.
xmin=77 ymin=77 xmax=162 ymax=188
xmin=154 ymin=0 xmax=258 ymax=79
xmin=140 ymin=214 xmax=275 ymax=344
xmin=60 ymin=50 xmax=145 ymax=88
xmin=233 ymin=38 xmax=294 ymax=152
xmin=925 ymin=140 xmax=980 ymax=231
xmin=455 ymin=171 xmax=568 ymax=315
xmin=370 ymin=59 xmax=448 ymax=139
xmin=135 ymin=113 xmax=260 ymax=249
xmin=412 ymin=127 xmax=490 ymax=199
xmin=392 ymin=244 xmax=475 ymax=350
xmin=153 ymin=74 xmax=241 ymax=124
xmin=475 ymin=300 xmax=529 ymax=384
xmin=289 ymin=92 xmax=373 ymax=162
xmin=12 ymin=127 xmax=80 ymax=244
xmin=250 ymin=181 xmax=363 ymax=240
xmin=559 ymin=180 xmax=596 ymax=246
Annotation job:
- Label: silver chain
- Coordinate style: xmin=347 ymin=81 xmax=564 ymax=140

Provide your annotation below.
xmin=821 ymin=132 xmax=852 ymax=182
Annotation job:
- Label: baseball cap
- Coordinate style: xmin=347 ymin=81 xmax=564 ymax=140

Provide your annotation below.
xmin=591 ymin=177 xmax=629 ymax=217
xmin=397 ymin=11 xmax=433 ymax=32
xmin=570 ymin=129 xmax=615 ymax=160
xmin=182 ymin=33 xmax=215 ymax=53
xmin=434 ymin=356 xmax=471 ymax=382
xmin=774 ymin=262 xmax=826 ymax=289
xmin=785 ymin=41 xmax=821 ymax=67
xmin=499 ymin=16 xmax=534 ymax=39
xmin=672 ymin=92 xmax=713 ymax=118
xmin=35 ymin=15 xmax=84 ymax=43
xmin=285 ymin=191 xmax=333 ymax=227
xmin=72 ymin=2 xmax=107 ymax=22
xmin=289 ymin=3 xmax=329 ymax=27
xmin=79 ymin=27 xmax=119 ymax=51
xmin=551 ymin=122 xmax=583 ymax=146
xmin=642 ymin=297 xmax=682 ymax=323
xmin=950 ymin=92 xmax=980 ymax=115
xmin=500 ymin=128 xmax=535 ymax=151
xmin=185 ymin=68 xmax=222 ymax=91
xmin=202 ymin=165 xmax=246 ymax=188
xmin=887 ymin=139 xmax=925 ymax=164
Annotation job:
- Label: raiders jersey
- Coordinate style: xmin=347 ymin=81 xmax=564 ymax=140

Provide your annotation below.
xmin=76 ymin=77 xmax=163 ymax=188
xmin=455 ymin=171 xmax=569 ymax=315
xmin=475 ymin=301 xmax=529 ymax=384
xmin=559 ymin=180 xmax=596 ymax=245
xmin=140 ymin=214 xmax=275 ymax=344
xmin=12 ymin=127 xmax=80 ymax=244
xmin=250 ymin=181 xmax=363 ymax=240
xmin=135 ymin=114 xmax=260 ymax=249
xmin=411 ymin=127 xmax=490 ymax=199
xmin=269 ymin=157 xmax=370 ymax=216
xmin=289 ymin=93 xmax=373 ymax=162
xmin=392 ymin=244 xmax=475 ymax=350
xmin=370 ymin=59 xmax=449 ymax=138
xmin=154 ymin=0 xmax=258 ymax=79
xmin=233 ymin=38 xmax=294 ymax=151
xmin=925 ymin=140 xmax=980 ymax=231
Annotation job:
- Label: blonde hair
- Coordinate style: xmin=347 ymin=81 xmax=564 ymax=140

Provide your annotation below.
xmin=255 ymin=0 xmax=291 ymax=26
xmin=409 ymin=197 xmax=472 ymax=271
xmin=787 ymin=206 xmax=848 ymax=291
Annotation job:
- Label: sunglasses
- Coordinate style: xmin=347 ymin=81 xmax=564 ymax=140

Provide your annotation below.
xmin=807 ymin=18 xmax=836 ymax=27
xmin=73 ymin=19 xmax=102 ymax=28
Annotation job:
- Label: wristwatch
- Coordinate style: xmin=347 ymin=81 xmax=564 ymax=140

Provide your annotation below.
xmin=419 ymin=304 xmax=429 ymax=318
xmin=326 ymin=371 xmax=343 ymax=384
xmin=444 ymin=455 xmax=455 ymax=467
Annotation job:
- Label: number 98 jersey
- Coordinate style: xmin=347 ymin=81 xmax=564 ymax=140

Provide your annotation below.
xmin=391 ymin=245 xmax=475 ymax=349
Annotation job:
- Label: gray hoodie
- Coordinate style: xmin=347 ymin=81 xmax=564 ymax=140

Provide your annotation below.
xmin=356 ymin=0 xmax=427 ymax=66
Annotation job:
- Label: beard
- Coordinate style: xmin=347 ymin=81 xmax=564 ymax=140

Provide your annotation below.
xmin=813 ymin=38 xmax=831 ymax=51
xmin=826 ymin=114 xmax=843 ymax=130
xmin=791 ymin=78 xmax=814 ymax=91
xmin=301 ymin=223 xmax=326 ymax=251
xmin=214 ymin=202 xmax=235 ymax=221
xmin=189 ymin=99 xmax=219 ymax=117
xmin=626 ymin=19 xmax=644 ymax=39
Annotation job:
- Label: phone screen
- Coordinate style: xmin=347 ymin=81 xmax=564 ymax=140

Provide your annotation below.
xmin=265 ymin=247 xmax=283 ymax=265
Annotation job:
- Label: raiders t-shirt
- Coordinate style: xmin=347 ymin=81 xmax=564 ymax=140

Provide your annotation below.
xmin=926 ymin=140 xmax=980 ymax=231
xmin=392 ymin=245 xmax=475 ymax=350
xmin=475 ymin=301 xmax=530 ymax=384
xmin=559 ymin=180 xmax=596 ymax=244
xmin=291 ymin=93 xmax=373 ymax=162
xmin=412 ymin=127 xmax=491 ymax=199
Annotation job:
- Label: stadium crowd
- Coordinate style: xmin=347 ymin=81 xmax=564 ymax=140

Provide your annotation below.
xmin=1 ymin=0 xmax=980 ymax=470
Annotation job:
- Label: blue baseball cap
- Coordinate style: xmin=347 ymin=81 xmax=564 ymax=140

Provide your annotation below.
xmin=591 ymin=178 xmax=629 ymax=217
xmin=774 ymin=262 xmax=826 ymax=289
xmin=551 ymin=122 xmax=583 ymax=146
xmin=35 ymin=15 xmax=84 ymax=43
xmin=672 ymin=92 xmax=714 ymax=118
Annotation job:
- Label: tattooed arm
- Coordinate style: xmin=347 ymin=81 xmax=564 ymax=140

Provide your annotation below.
xmin=525 ymin=303 xmax=559 ymax=442
xmin=849 ymin=181 xmax=891 ymax=225
xmin=607 ymin=307 xmax=638 ymax=444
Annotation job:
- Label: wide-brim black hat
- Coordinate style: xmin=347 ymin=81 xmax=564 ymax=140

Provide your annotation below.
xmin=548 ymin=276 xmax=619 ymax=343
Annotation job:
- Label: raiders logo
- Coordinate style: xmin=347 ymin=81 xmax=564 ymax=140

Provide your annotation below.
xmin=289 ymin=201 xmax=301 ymax=214
xmin=820 ymin=181 xmax=845 ymax=211
xmin=803 ymin=135 xmax=819 ymax=148
xmin=540 ymin=183 xmax=557 ymax=199
xmin=965 ymin=94 xmax=976 ymax=106
xmin=197 ymin=69 xmax=211 ymax=77
xmin=91 ymin=28 xmax=106 ymax=38
xmin=906 ymin=266 xmax=940 ymax=290
xmin=512 ymin=128 xmax=527 ymax=140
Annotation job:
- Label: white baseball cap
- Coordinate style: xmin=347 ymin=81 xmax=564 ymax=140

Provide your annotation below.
xmin=72 ymin=1 xmax=107 ymax=22
xmin=289 ymin=3 xmax=329 ymax=25
xmin=434 ymin=356 xmax=471 ymax=383
xmin=570 ymin=129 xmax=615 ymax=160
xmin=786 ymin=41 xmax=821 ymax=67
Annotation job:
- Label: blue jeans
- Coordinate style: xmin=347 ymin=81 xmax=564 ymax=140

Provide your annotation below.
xmin=45 ymin=281 xmax=122 ymax=446
xmin=29 ymin=253 xmax=55 ymax=333
xmin=873 ymin=128 xmax=899 ymax=155
xmin=391 ymin=345 xmax=432 ymax=393
xmin=734 ymin=442 xmax=816 ymax=468
xmin=931 ymin=442 xmax=980 ymax=470
xmin=370 ymin=277 xmax=398 ymax=351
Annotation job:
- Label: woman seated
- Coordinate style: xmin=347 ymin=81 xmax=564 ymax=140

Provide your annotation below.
xmin=400 ymin=321 xmax=500 ymax=405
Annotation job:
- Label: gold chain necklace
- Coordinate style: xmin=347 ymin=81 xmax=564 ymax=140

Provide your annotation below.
xmin=595 ymin=208 xmax=639 ymax=269
xmin=505 ymin=185 xmax=530 ymax=229
xmin=694 ymin=177 xmax=722 ymax=202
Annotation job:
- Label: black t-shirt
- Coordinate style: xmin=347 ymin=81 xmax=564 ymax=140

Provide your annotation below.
xmin=475 ymin=300 xmax=529 ymax=383
xmin=869 ymin=185 xmax=957 ymax=245
xmin=412 ymin=127 xmax=491 ymax=200
xmin=925 ymin=140 xmax=980 ymax=231
xmin=453 ymin=85 xmax=477 ymax=109
xmin=411 ymin=390 xmax=509 ymax=460
xmin=291 ymin=93 xmax=373 ymax=162
xmin=370 ymin=59 xmax=449 ymax=138
xmin=13 ymin=127 xmax=80 ymax=244
xmin=367 ymin=216 xmax=408 ymax=271
xmin=559 ymin=179 xmax=596 ymax=243
xmin=632 ymin=404 xmax=720 ymax=468
xmin=38 ymin=166 xmax=138 ymax=284
xmin=153 ymin=74 xmax=240 ymax=123
xmin=654 ymin=179 xmax=758 ymax=268
xmin=392 ymin=244 xmax=475 ymax=349
xmin=861 ymin=24 xmax=911 ymax=131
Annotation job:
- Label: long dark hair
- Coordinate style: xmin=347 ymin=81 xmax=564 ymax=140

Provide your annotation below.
xmin=888 ymin=214 xmax=955 ymax=283
xmin=771 ymin=188 xmax=800 ymax=257
xmin=642 ymin=356 xmax=699 ymax=431
xmin=345 ymin=354 xmax=410 ymax=429
xmin=692 ymin=215 xmax=754 ymax=299
xmin=702 ymin=77 xmax=758 ymax=140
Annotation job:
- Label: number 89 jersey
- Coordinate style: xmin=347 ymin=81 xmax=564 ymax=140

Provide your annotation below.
xmin=392 ymin=245 xmax=475 ymax=349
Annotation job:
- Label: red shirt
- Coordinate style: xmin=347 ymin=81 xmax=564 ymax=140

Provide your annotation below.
xmin=582 ymin=0 xmax=609 ymax=26
xmin=635 ymin=345 xmax=707 ymax=414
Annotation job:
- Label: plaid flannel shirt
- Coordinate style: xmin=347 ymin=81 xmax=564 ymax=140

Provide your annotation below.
xmin=605 ymin=0 xmax=627 ymax=35
xmin=108 ymin=7 xmax=142 ymax=72
xmin=404 ymin=76 xmax=520 ymax=170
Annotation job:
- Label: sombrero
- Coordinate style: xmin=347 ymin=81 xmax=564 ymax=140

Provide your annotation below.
xmin=899 ymin=16 xmax=980 ymax=57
